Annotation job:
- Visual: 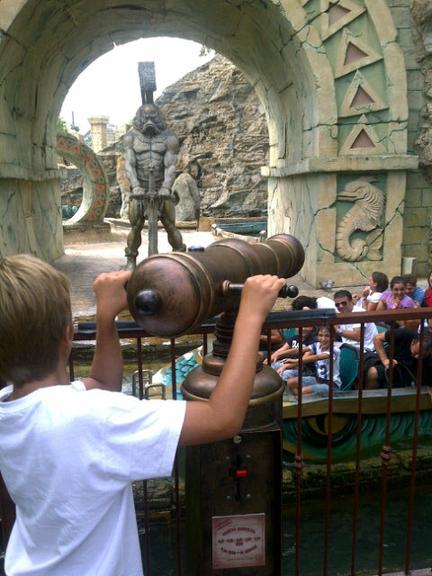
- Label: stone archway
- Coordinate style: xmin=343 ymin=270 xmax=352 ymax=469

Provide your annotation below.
xmin=56 ymin=133 xmax=109 ymax=225
xmin=0 ymin=0 xmax=416 ymax=285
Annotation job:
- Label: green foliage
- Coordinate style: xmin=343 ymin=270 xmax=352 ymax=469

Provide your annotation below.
xmin=57 ymin=117 xmax=80 ymax=134
xmin=199 ymin=45 xmax=214 ymax=58
xmin=56 ymin=117 xmax=69 ymax=134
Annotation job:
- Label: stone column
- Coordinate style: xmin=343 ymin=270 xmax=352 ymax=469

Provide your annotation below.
xmin=88 ymin=116 xmax=109 ymax=153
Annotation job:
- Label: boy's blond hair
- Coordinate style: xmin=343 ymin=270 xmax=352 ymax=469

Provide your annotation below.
xmin=0 ymin=255 xmax=71 ymax=387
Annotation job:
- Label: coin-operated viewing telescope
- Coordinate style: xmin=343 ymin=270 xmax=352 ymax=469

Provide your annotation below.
xmin=127 ymin=233 xmax=304 ymax=576
xmin=127 ymin=233 xmax=305 ymax=336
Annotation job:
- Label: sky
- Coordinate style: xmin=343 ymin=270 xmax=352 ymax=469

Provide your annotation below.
xmin=60 ymin=37 xmax=213 ymax=134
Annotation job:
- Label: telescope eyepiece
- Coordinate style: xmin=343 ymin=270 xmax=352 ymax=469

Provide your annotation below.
xmin=134 ymin=289 xmax=162 ymax=316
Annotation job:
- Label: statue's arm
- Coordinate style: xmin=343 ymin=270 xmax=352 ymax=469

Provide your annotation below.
xmin=123 ymin=132 xmax=143 ymax=193
xmin=160 ymin=133 xmax=179 ymax=194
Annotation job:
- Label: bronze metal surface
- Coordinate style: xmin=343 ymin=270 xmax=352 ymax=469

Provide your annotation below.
xmin=127 ymin=233 xmax=305 ymax=336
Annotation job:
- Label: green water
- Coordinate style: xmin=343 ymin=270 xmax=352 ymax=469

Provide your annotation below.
xmin=281 ymin=482 xmax=432 ymax=575
xmin=141 ymin=483 xmax=432 ymax=575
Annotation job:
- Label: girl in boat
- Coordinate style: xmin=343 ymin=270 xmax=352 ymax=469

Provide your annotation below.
xmin=422 ymin=270 xmax=432 ymax=308
xmin=285 ymin=326 xmax=341 ymax=395
xmin=355 ymin=271 xmax=389 ymax=312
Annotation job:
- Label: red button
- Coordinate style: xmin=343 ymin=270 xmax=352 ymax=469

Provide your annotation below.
xmin=235 ymin=469 xmax=248 ymax=478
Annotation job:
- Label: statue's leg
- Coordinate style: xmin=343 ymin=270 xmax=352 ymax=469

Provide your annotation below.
xmin=160 ymin=200 xmax=186 ymax=252
xmin=125 ymin=199 xmax=145 ymax=268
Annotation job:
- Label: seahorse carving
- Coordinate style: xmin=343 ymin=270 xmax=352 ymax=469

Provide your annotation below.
xmin=336 ymin=177 xmax=385 ymax=262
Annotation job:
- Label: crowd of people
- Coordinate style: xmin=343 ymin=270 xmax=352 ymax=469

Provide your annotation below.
xmin=267 ymin=271 xmax=432 ymax=396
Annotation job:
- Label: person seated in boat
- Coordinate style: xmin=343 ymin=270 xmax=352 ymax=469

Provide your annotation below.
xmin=404 ymin=273 xmax=426 ymax=307
xmin=271 ymin=326 xmax=317 ymax=381
xmin=259 ymin=327 xmax=285 ymax=357
xmin=376 ymin=276 xmax=418 ymax=330
xmin=289 ymin=294 xmax=337 ymax=311
xmin=333 ymin=290 xmax=378 ymax=351
xmin=353 ymin=271 xmax=389 ymax=312
xmin=377 ymin=276 xmax=416 ymax=311
xmin=285 ymin=326 xmax=341 ymax=395
xmin=401 ymin=273 xmax=425 ymax=306
xmin=0 ymin=254 xmax=286 ymax=576
xmin=364 ymin=328 xmax=432 ymax=389
xmin=265 ymin=294 xmax=335 ymax=365
xmin=422 ymin=270 xmax=432 ymax=307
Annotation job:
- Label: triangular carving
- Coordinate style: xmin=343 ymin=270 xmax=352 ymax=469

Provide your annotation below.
xmin=340 ymin=71 xmax=387 ymax=117
xmin=352 ymin=86 xmax=374 ymax=106
xmin=351 ymin=130 xmax=374 ymax=148
xmin=329 ymin=5 xmax=350 ymax=26
xmin=340 ymin=114 xmax=386 ymax=155
xmin=335 ymin=29 xmax=382 ymax=78
xmin=344 ymin=42 xmax=368 ymax=65
xmin=321 ymin=0 xmax=365 ymax=39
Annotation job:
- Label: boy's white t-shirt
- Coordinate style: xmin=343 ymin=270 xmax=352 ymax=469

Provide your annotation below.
xmin=0 ymin=381 xmax=186 ymax=576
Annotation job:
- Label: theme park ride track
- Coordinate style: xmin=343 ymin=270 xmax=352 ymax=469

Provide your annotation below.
xmin=73 ymin=307 xmax=432 ymax=465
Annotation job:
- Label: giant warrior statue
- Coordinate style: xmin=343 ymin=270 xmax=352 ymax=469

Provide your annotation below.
xmin=123 ymin=62 xmax=186 ymax=269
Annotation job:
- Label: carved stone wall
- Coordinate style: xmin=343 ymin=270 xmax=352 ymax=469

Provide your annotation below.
xmin=412 ymin=0 xmax=432 ymax=271
xmin=0 ymin=0 xmax=426 ymax=284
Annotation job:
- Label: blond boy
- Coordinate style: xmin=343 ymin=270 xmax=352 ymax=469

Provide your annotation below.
xmin=0 ymin=254 xmax=284 ymax=576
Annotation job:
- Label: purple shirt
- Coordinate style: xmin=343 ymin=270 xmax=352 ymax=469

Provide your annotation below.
xmin=380 ymin=291 xmax=416 ymax=309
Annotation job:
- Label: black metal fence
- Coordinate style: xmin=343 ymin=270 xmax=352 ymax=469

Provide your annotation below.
xmin=1 ymin=307 xmax=432 ymax=575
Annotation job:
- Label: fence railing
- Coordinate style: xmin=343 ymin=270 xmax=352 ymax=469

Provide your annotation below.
xmin=1 ymin=307 xmax=432 ymax=575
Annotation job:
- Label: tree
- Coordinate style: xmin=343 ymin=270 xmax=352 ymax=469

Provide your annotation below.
xmin=56 ymin=117 xmax=69 ymax=134
xmin=199 ymin=45 xmax=214 ymax=57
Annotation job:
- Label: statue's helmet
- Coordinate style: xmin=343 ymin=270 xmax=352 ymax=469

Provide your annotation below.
xmin=133 ymin=103 xmax=165 ymax=136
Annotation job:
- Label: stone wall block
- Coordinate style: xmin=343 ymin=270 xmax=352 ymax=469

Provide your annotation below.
xmin=384 ymin=43 xmax=409 ymax=122
xmin=280 ymin=0 xmax=307 ymax=33
xmin=404 ymin=207 xmax=429 ymax=227
xmin=366 ymin=0 xmax=398 ymax=44
xmin=403 ymin=226 xmax=429 ymax=245
xmin=389 ymin=6 xmax=415 ymax=29
xmin=315 ymin=208 xmax=336 ymax=254
xmin=401 ymin=242 xmax=429 ymax=265
xmin=0 ymin=178 xmax=63 ymax=261
xmin=387 ymin=121 xmax=408 ymax=154
xmin=386 ymin=172 xmax=406 ymax=221
xmin=407 ymin=70 xmax=425 ymax=91
xmin=404 ymin=188 xmax=422 ymax=207
xmin=0 ymin=0 xmax=27 ymax=30
xmin=422 ymin=188 xmax=432 ymax=206
xmin=407 ymin=171 xmax=429 ymax=189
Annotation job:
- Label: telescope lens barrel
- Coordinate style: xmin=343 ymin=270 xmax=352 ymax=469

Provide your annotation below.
xmin=127 ymin=234 xmax=304 ymax=336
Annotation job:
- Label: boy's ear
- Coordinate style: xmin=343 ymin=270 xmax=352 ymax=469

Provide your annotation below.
xmin=62 ymin=323 xmax=74 ymax=350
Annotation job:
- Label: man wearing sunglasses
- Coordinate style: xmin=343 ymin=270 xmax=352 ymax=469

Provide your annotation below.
xmin=334 ymin=289 xmax=378 ymax=351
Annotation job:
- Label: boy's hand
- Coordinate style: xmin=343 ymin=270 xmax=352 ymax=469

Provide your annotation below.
xmin=238 ymin=275 xmax=287 ymax=321
xmin=93 ymin=270 xmax=132 ymax=321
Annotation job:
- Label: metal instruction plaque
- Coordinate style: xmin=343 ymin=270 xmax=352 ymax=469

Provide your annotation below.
xmin=212 ymin=513 xmax=266 ymax=569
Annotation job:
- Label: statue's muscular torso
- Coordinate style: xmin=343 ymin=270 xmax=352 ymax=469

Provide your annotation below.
xmin=125 ymin=129 xmax=177 ymax=190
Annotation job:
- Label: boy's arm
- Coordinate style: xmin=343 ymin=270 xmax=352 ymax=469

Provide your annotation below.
xmin=302 ymin=352 xmax=330 ymax=363
xmin=82 ymin=270 xmax=132 ymax=392
xmin=373 ymin=332 xmax=395 ymax=367
xmin=270 ymin=341 xmax=291 ymax=362
xmin=179 ymin=275 xmax=286 ymax=447
xmin=336 ymin=326 xmax=361 ymax=341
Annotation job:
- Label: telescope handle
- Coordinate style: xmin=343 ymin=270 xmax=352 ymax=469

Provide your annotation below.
xmin=222 ymin=280 xmax=299 ymax=299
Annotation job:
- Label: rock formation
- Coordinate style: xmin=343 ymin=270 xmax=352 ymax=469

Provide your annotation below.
xmin=60 ymin=55 xmax=269 ymax=219
xmin=156 ymin=55 xmax=269 ymax=217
